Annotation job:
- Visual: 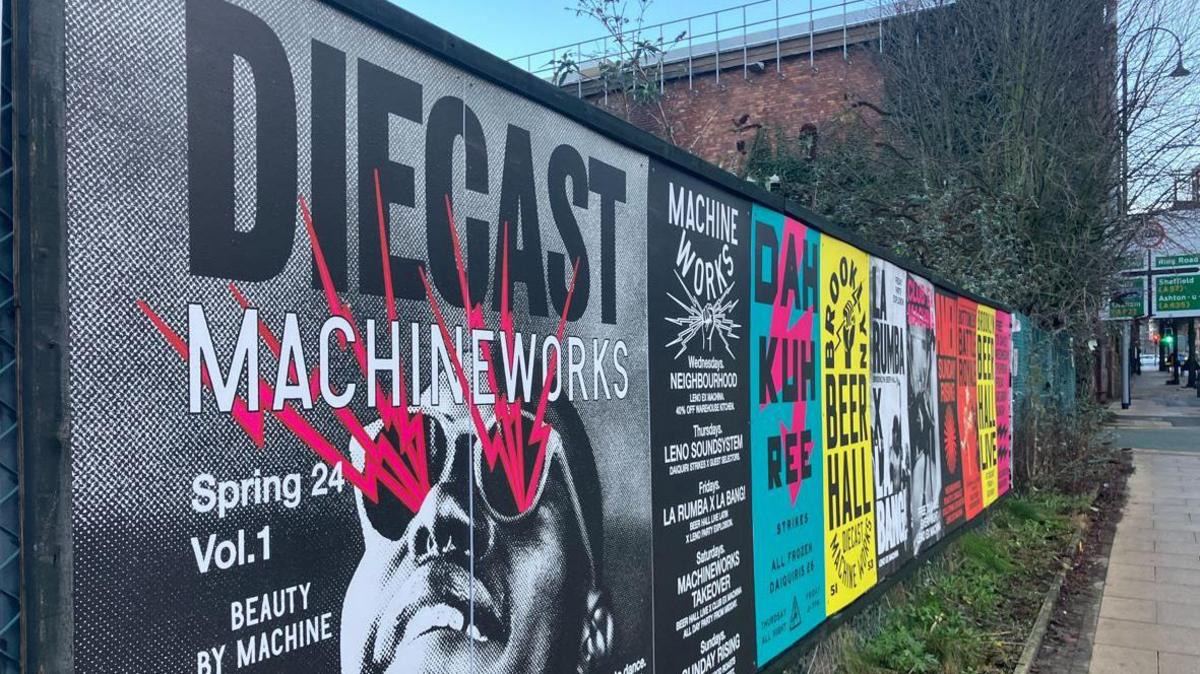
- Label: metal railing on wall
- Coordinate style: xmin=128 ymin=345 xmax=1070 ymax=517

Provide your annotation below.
xmin=0 ymin=0 xmax=16 ymax=669
xmin=508 ymin=0 xmax=897 ymax=97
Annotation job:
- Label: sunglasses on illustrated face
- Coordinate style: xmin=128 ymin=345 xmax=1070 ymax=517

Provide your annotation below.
xmin=361 ymin=408 xmax=596 ymax=578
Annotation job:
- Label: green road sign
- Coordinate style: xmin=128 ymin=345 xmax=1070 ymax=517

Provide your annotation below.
xmin=1155 ymin=273 xmax=1200 ymax=317
xmin=1154 ymin=253 xmax=1200 ymax=269
xmin=1105 ymin=276 xmax=1146 ymax=319
xmin=1119 ymin=252 xmax=1148 ymax=271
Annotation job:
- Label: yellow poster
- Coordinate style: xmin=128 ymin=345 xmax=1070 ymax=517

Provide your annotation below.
xmin=821 ymin=236 xmax=877 ymax=614
xmin=977 ymin=305 xmax=999 ymax=507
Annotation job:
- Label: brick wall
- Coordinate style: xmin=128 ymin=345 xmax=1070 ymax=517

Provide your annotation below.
xmin=586 ymin=43 xmax=884 ymax=173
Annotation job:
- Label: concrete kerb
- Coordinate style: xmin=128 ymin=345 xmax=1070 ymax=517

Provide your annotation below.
xmin=1013 ymin=493 xmax=1095 ymax=674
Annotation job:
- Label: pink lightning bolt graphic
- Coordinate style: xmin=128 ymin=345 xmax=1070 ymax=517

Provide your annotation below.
xmin=762 ymin=218 xmax=815 ymax=506
xmin=420 ymin=195 xmax=580 ymax=514
xmin=138 ymin=168 xmax=575 ymax=517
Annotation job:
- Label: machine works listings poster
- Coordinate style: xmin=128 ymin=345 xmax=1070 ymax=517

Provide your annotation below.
xmin=869 ymin=259 xmax=910 ymax=578
xmin=905 ymin=275 xmax=942 ymax=555
xmin=821 ymin=237 xmax=877 ymax=614
xmin=648 ymin=161 xmax=756 ymax=674
xmin=995 ymin=312 xmax=1013 ymax=496
xmin=66 ymin=1 xmax=654 ymax=672
xmin=976 ymin=305 xmax=998 ymax=508
xmin=749 ymin=206 xmax=825 ymax=665
xmin=935 ymin=289 xmax=965 ymax=530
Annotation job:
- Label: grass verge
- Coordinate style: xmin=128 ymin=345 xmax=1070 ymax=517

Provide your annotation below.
xmin=835 ymin=492 xmax=1091 ymax=674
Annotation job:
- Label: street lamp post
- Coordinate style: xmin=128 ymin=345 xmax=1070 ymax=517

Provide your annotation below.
xmin=1119 ymin=27 xmax=1190 ymax=408
xmin=1121 ymin=321 xmax=1132 ymax=407
xmin=1172 ymin=319 xmax=1182 ymax=384
xmin=1121 ymin=27 xmax=1190 ymax=223
xmin=1188 ymin=319 xmax=1198 ymax=388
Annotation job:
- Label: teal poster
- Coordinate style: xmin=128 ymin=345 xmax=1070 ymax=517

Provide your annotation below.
xmin=749 ymin=205 xmax=826 ymax=664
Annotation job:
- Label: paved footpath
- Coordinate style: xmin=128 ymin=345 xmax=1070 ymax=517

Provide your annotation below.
xmin=1089 ymin=369 xmax=1200 ymax=674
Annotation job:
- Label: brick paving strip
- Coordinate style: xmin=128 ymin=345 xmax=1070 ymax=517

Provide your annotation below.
xmin=1086 ymin=370 xmax=1200 ymax=674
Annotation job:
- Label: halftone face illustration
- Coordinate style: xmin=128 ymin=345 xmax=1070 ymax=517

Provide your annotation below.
xmin=911 ymin=330 xmax=934 ymax=395
xmin=340 ymin=392 xmax=606 ymax=674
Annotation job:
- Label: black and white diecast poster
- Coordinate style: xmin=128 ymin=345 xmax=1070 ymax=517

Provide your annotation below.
xmin=64 ymin=1 xmax=653 ymax=672
xmin=647 ymin=161 xmax=756 ymax=674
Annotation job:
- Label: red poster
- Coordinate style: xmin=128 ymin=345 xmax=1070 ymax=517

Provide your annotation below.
xmin=957 ymin=298 xmax=982 ymax=520
xmin=935 ymin=290 xmax=964 ymax=528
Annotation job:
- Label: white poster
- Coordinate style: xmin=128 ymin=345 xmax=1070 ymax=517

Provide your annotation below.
xmin=870 ymin=258 xmax=911 ymax=577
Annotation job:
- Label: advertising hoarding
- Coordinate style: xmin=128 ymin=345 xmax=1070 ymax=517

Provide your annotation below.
xmin=13 ymin=0 xmax=1020 ymax=670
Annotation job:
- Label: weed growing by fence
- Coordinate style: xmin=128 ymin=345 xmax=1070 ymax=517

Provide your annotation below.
xmin=787 ymin=492 xmax=1090 ymax=674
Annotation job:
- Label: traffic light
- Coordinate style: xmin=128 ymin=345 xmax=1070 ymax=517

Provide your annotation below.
xmin=1153 ymin=334 xmax=1161 ymax=343
xmin=1164 ymin=333 xmax=1175 ymax=346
